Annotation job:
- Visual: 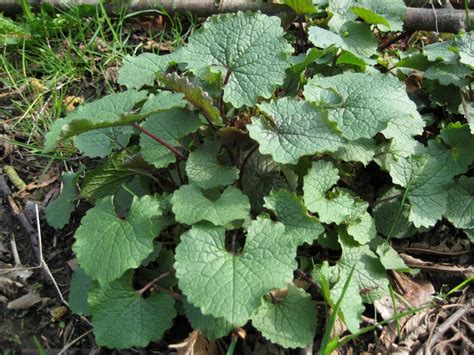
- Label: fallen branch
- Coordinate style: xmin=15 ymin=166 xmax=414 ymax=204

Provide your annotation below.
xmin=403 ymin=6 xmax=473 ymax=32
xmin=0 ymin=0 xmax=290 ymax=17
xmin=424 ymin=298 xmax=473 ymax=353
xmin=1 ymin=1 xmax=473 ymax=33
xmin=405 ymin=0 xmax=474 ymax=9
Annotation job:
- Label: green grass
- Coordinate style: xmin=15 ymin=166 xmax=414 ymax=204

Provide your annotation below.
xmin=1 ymin=3 xmax=196 ymax=159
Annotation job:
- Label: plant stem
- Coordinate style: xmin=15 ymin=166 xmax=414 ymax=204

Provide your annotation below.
xmin=297 ymin=15 xmax=306 ymax=52
xmin=133 ymin=123 xmax=186 ymax=160
xmin=237 ymin=144 xmax=258 ymax=188
xmin=138 ymin=270 xmax=175 ymax=295
xmin=219 ymin=68 xmax=232 ymax=120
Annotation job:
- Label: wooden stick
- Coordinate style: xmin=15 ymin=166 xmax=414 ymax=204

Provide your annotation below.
xmin=1 ymin=1 xmax=473 ymax=33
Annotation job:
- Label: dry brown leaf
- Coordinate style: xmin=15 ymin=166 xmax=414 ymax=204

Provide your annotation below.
xmin=7 ymin=292 xmax=42 ymax=310
xmin=63 ymin=95 xmax=84 ymax=113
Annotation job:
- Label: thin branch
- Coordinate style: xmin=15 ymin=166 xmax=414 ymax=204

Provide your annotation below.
xmin=378 ymin=31 xmax=413 ymax=52
xmin=58 ymin=329 xmax=93 ymax=355
xmin=424 ymin=298 xmax=473 ymax=352
xmin=138 ymin=270 xmax=175 ymax=296
xmin=294 ymin=269 xmax=322 ymax=292
xmin=237 ymin=145 xmax=258 ymax=189
xmin=35 ymin=204 xmax=69 ymax=306
xmin=133 ymin=123 xmax=186 ymax=160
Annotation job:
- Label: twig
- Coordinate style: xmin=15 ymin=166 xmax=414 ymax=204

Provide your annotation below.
xmin=58 ymin=329 xmax=93 ymax=355
xmin=377 ymin=31 xmax=413 ymax=51
xmin=424 ymin=298 xmax=473 ymax=353
xmin=10 ymin=236 xmax=21 ymax=265
xmin=35 ymin=204 xmax=69 ymax=306
xmin=133 ymin=123 xmax=186 ymax=160
xmin=294 ymin=269 xmax=322 ymax=292
xmin=138 ymin=270 xmax=175 ymax=295
xmin=237 ymin=145 xmax=258 ymax=189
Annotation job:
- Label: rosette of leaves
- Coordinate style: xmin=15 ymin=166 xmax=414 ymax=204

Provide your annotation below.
xmin=44 ymin=9 xmax=474 ymax=352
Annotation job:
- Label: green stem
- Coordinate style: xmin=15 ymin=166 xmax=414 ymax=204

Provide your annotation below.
xmin=226 ymin=336 xmax=238 ymax=355
xmin=133 ymin=123 xmax=186 ymax=160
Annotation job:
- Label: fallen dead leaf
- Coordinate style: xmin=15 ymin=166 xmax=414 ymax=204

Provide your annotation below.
xmin=7 ymin=292 xmax=42 ymax=310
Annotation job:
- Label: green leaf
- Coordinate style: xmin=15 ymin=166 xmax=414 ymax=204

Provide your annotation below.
xmin=264 ymin=189 xmax=324 ymax=246
xmin=290 ymin=47 xmax=337 ymax=74
xmin=171 ymin=185 xmax=250 ymax=226
xmin=73 ymin=195 xmax=164 ymax=285
xmin=439 ymin=122 xmax=474 ymax=172
xmin=81 ymin=151 xmax=148 ymax=200
xmin=251 ymin=284 xmax=318 ymax=349
xmin=247 ymin=97 xmax=344 ymax=164
xmin=372 ymin=188 xmax=416 ymax=239
xmin=328 ymin=0 xmax=357 ymax=31
xmin=74 ymin=126 xmax=134 ymax=158
xmin=157 ymin=72 xmax=222 ymax=124
xmin=330 ymin=230 xmax=389 ymax=333
xmin=0 ymin=13 xmax=30 ymax=45
xmin=283 ymin=0 xmax=318 ymax=14
xmin=303 ymin=161 xmax=367 ymax=226
xmin=350 ymin=7 xmax=390 ymax=29
xmin=89 ymin=272 xmax=176 ymax=349
xmin=114 ymin=175 xmax=151 ymax=213
xmin=69 ymin=267 xmax=92 ymax=316
xmin=445 ymin=176 xmax=474 ymax=230
xmin=139 ymin=90 xmax=187 ymax=115
xmin=241 ymin=151 xmax=289 ymax=213
xmin=455 ymin=31 xmax=474 ymax=67
xmin=459 ymin=101 xmax=474 ymax=134
xmin=44 ymin=90 xmax=147 ymax=152
xmin=336 ymin=50 xmax=367 ymax=69
xmin=186 ymin=141 xmax=239 ymax=189
xmin=174 ymin=220 xmax=297 ymax=325
xmin=45 ymin=170 xmax=81 ymax=229
xmin=177 ymin=12 xmax=292 ymax=108
xmin=346 ymin=211 xmax=376 ymax=245
xmin=423 ymin=41 xmax=459 ymax=64
xmin=388 ymin=140 xmax=465 ymax=227
xmin=308 ymin=22 xmax=377 ymax=62
xmin=375 ymin=242 xmax=410 ymax=272
xmin=355 ymin=0 xmax=406 ymax=31
xmin=334 ymin=138 xmax=376 ymax=166
xmin=381 ymin=113 xmax=426 ymax=159
xmin=184 ymin=300 xmax=234 ymax=341
xmin=118 ymin=53 xmax=173 ymax=90
xmin=424 ymin=62 xmax=470 ymax=86
xmin=140 ymin=108 xmax=200 ymax=169
xmin=304 ymin=72 xmax=421 ymax=140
